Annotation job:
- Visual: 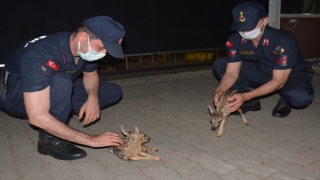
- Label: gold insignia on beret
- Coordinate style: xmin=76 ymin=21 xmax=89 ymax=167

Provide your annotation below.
xmin=239 ymin=12 xmax=246 ymax=22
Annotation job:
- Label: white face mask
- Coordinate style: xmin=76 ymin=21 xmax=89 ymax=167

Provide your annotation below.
xmin=76 ymin=37 xmax=106 ymax=61
xmin=238 ymin=18 xmax=266 ymax=40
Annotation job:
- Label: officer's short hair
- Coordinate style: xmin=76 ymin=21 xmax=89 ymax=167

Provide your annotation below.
xmin=74 ymin=23 xmax=98 ymax=40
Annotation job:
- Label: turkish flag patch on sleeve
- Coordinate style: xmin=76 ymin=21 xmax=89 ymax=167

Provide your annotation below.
xmin=226 ymin=41 xmax=233 ymax=48
xmin=47 ymin=60 xmax=59 ymax=71
xmin=274 ymin=55 xmax=287 ymax=66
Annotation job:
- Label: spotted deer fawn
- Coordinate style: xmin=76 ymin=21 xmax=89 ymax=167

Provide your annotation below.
xmin=209 ymin=89 xmax=249 ymax=137
xmin=109 ymin=126 xmax=161 ymax=161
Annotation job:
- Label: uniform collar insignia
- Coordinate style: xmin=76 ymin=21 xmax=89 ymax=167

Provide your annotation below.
xmin=62 ymin=54 xmax=72 ymax=64
xmin=263 ymin=38 xmax=269 ymax=46
xmin=241 ymin=38 xmax=247 ymax=44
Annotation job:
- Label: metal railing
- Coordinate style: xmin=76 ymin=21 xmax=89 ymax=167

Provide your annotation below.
xmin=97 ymin=48 xmax=225 ymax=75
xmin=0 ymin=48 xmax=225 ymax=74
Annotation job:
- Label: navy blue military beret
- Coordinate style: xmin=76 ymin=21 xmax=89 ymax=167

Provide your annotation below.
xmin=84 ymin=16 xmax=126 ymax=58
xmin=230 ymin=2 xmax=266 ymax=31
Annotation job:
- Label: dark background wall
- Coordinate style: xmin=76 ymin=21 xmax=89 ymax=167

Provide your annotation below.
xmin=0 ymin=0 xmax=268 ymax=64
xmin=280 ymin=17 xmax=320 ymax=59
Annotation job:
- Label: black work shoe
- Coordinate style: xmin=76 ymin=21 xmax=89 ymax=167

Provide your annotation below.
xmin=272 ymin=97 xmax=291 ymax=117
xmin=37 ymin=130 xmax=87 ymax=160
xmin=231 ymin=99 xmax=261 ymax=115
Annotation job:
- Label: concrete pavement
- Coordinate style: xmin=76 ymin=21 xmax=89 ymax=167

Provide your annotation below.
xmin=0 ymin=69 xmax=319 ymax=180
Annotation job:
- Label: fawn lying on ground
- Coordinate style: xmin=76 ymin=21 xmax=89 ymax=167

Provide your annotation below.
xmin=109 ymin=126 xmax=161 ymax=161
xmin=209 ymin=89 xmax=249 ymax=137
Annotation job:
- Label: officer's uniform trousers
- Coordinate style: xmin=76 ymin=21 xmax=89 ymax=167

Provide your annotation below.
xmin=213 ymin=57 xmax=314 ymax=108
xmin=0 ymin=72 xmax=122 ymax=123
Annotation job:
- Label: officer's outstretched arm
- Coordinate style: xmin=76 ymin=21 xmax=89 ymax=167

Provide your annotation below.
xmin=23 ymin=86 xmax=123 ymax=147
xmin=80 ymin=70 xmax=100 ymax=126
xmin=214 ymin=62 xmax=242 ymax=104
xmin=82 ymin=70 xmax=99 ymax=100
xmin=272 ymin=69 xmax=291 ymax=89
xmin=243 ymin=69 xmax=291 ymax=101
xmin=219 ymin=62 xmax=242 ymax=91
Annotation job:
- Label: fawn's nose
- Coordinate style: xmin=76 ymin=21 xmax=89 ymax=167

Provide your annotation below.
xmin=211 ymin=127 xmax=217 ymax=131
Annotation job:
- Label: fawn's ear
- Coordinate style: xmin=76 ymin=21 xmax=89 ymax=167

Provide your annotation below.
xmin=208 ymin=105 xmax=215 ymax=114
xmin=120 ymin=125 xmax=129 ymax=136
xmin=134 ymin=126 xmax=140 ymax=134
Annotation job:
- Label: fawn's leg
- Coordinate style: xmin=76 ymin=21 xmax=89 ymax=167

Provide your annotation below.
xmin=217 ymin=117 xmax=227 ymax=137
xmin=238 ymin=108 xmax=249 ymax=125
xmin=142 ymin=144 xmax=158 ymax=152
xmin=138 ymin=151 xmax=161 ymax=161
xmin=128 ymin=156 xmax=157 ymax=161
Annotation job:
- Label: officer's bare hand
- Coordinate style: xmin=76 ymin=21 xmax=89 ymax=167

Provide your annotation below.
xmin=90 ymin=132 xmax=124 ymax=148
xmin=226 ymin=93 xmax=245 ymax=112
xmin=214 ymin=89 xmax=224 ymax=107
xmin=79 ymin=97 xmax=100 ymax=126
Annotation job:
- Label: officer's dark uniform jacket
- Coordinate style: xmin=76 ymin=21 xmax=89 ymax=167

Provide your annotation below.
xmin=4 ymin=32 xmax=97 ymax=93
xmin=213 ymin=25 xmax=314 ymax=108
xmin=0 ymin=32 xmax=122 ymax=122
xmin=225 ymin=26 xmax=308 ymax=75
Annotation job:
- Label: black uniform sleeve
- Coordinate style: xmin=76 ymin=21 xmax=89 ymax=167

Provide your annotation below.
xmin=226 ymin=34 xmax=243 ymax=63
xmin=82 ymin=61 xmax=98 ymax=73
xmin=20 ymin=52 xmax=56 ymax=92
xmin=272 ymin=35 xmax=298 ymax=70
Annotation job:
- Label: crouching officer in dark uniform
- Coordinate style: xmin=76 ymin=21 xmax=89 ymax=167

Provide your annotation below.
xmin=213 ymin=2 xmax=314 ymax=118
xmin=0 ymin=16 xmax=125 ymax=160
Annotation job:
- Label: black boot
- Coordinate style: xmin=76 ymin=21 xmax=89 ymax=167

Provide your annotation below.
xmin=231 ymin=98 xmax=261 ymax=115
xmin=37 ymin=130 xmax=87 ymax=160
xmin=272 ymin=97 xmax=291 ymax=117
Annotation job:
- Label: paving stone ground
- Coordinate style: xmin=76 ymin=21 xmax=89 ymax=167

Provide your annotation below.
xmin=1 ymin=69 xmax=319 ymax=180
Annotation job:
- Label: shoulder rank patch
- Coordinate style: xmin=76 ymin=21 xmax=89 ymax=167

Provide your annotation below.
xmin=273 ymin=46 xmax=284 ymax=54
xmin=274 ymin=54 xmax=287 ymax=66
xmin=226 ymin=41 xmax=233 ymax=48
xmin=47 ymin=60 xmax=59 ymax=71
xmin=226 ymin=49 xmax=236 ymax=58
xmin=239 ymin=51 xmax=254 ymax=55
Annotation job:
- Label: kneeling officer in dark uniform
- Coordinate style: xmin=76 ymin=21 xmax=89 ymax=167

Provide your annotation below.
xmin=213 ymin=2 xmax=314 ymax=117
xmin=0 ymin=16 xmax=125 ymax=160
